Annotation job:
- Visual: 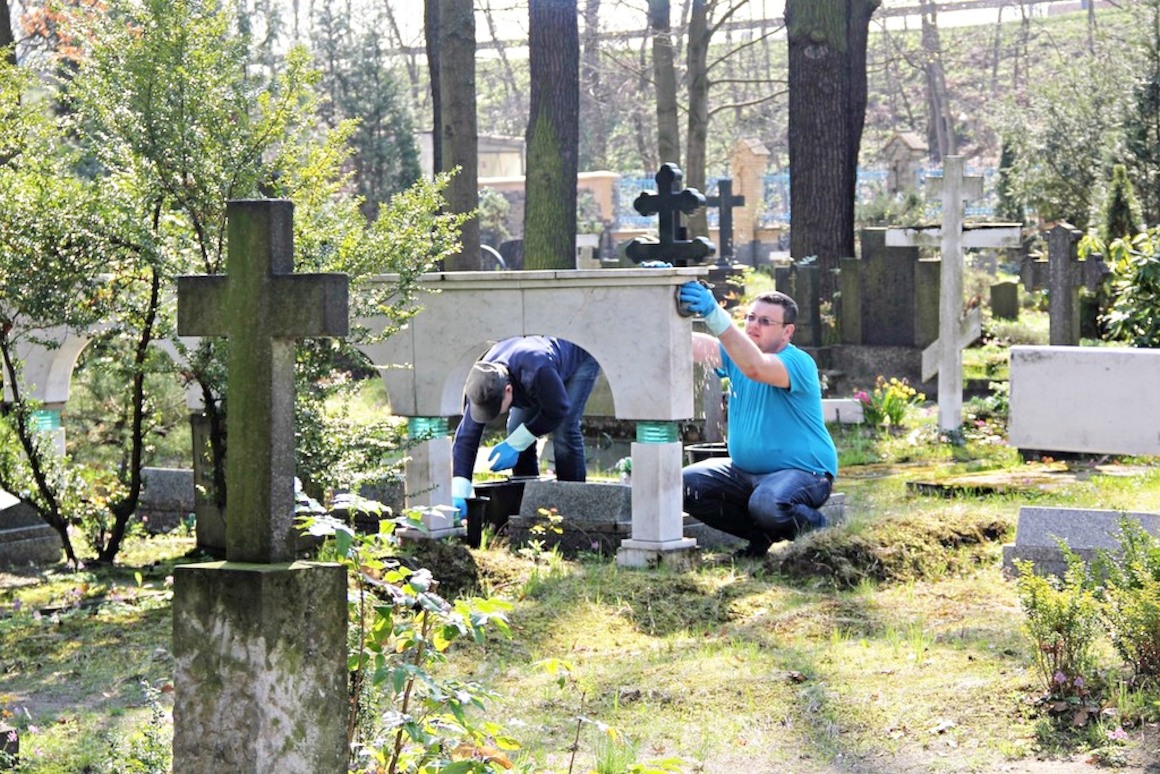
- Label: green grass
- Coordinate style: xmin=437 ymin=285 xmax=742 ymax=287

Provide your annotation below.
xmin=4 ymin=414 xmax=1160 ymax=772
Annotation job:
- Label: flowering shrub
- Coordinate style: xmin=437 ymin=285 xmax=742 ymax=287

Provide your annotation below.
xmin=854 ymin=376 xmax=925 ymax=428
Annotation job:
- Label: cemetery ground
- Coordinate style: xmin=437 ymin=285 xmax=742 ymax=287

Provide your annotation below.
xmin=4 ymin=413 xmax=1160 ymax=772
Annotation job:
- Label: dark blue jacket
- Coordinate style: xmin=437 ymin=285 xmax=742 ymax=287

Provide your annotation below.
xmin=452 ymin=337 xmax=591 ymax=480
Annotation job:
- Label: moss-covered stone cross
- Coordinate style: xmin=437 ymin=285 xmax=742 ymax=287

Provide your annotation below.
xmin=625 ymin=163 xmax=715 ymax=267
xmin=177 ymin=200 xmax=348 ymax=564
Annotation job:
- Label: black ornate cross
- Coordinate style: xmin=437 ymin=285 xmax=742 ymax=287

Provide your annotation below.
xmin=705 ymin=177 xmax=745 ymax=263
xmin=177 ymin=200 xmax=349 ymax=564
xmin=625 ymin=163 xmax=715 ymax=267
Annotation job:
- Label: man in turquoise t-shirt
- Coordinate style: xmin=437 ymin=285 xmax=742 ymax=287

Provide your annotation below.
xmin=678 ymin=283 xmax=838 ymax=558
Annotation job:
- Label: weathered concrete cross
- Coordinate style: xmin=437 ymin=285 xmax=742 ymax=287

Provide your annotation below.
xmin=177 ymin=199 xmax=348 ymax=563
xmin=886 ymin=156 xmax=1021 ymax=431
xmin=625 ymin=163 xmax=715 ymax=267
xmin=705 ymin=177 xmax=745 ymax=262
xmin=1021 ymin=222 xmax=1108 ymax=345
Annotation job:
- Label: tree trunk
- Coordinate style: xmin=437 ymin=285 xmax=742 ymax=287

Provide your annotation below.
xmin=99 ymin=268 xmax=162 ymax=564
xmin=786 ymin=0 xmax=879 ymax=299
xmin=685 ymin=0 xmax=710 ymax=240
xmin=0 ymin=337 xmax=79 ymax=567
xmin=437 ymin=0 xmax=479 ymax=271
xmin=424 ymin=0 xmax=442 ymax=176
xmin=1 ymin=0 xmax=14 ymax=65
xmin=649 ymin=0 xmax=680 ymax=168
xmin=524 ymin=0 xmax=579 ymax=271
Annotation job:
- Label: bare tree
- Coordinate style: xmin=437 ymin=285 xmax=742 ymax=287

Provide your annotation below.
xmin=920 ymin=0 xmax=955 ymax=162
xmin=480 ymin=0 xmax=521 ymax=107
xmin=580 ymin=0 xmax=609 ymax=169
xmin=383 ymin=2 xmax=424 ymax=106
xmin=524 ymin=0 xmax=579 ymax=270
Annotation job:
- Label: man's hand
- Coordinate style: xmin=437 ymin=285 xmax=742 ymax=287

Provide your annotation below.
xmin=678 ymin=281 xmax=731 ymax=336
xmin=678 ymin=281 xmax=716 ymax=315
xmin=451 ymin=476 xmax=472 ymax=518
xmin=487 ymin=441 xmax=520 ymax=472
xmin=488 ymin=424 xmax=536 ymax=472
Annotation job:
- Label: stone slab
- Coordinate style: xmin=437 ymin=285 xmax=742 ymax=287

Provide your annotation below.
xmin=172 ymin=561 xmax=348 ymax=772
xmin=1009 ymin=346 xmax=1160 ymax=456
xmin=518 ymin=479 xmax=631 ymax=523
xmin=1002 ymin=506 xmax=1160 ymax=577
xmin=822 ymin=399 xmax=864 ymax=424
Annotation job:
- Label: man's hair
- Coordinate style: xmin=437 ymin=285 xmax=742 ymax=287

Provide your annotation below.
xmin=752 ymin=290 xmax=798 ymax=325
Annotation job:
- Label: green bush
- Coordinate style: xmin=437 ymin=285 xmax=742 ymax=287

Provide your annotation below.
xmin=1093 ymin=518 xmax=1160 ymax=683
xmin=1015 ymin=555 xmax=1103 ymax=700
xmin=1083 ymin=228 xmax=1160 ymax=348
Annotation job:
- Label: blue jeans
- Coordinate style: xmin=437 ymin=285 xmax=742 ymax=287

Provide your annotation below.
xmin=508 ymin=352 xmax=601 ymax=481
xmin=683 ymin=458 xmax=832 ymax=545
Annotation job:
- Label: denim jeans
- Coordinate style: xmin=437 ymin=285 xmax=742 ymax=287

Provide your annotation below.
xmin=508 ymin=351 xmax=601 ymax=481
xmin=683 ymin=457 xmax=832 ymax=545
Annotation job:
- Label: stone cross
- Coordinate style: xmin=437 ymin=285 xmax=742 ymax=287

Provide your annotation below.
xmin=172 ymin=199 xmax=349 ymax=770
xmin=625 ymin=163 xmax=715 ymax=267
xmin=177 ymin=199 xmax=349 ymax=563
xmin=705 ymin=178 xmax=745 ymax=262
xmin=886 ymin=156 xmax=1021 ymax=431
xmin=1021 ymin=223 xmax=1108 ymax=345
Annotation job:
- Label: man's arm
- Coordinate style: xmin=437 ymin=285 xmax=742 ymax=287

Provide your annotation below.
xmin=691 ymin=332 xmax=722 ymax=367
xmin=680 ymin=282 xmax=789 ymax=389
xmin=717 ymin=325 xmax=790 ymax=389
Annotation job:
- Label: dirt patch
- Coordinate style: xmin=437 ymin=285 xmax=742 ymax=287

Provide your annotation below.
xmin=775 ymin=510 xmax=1012 ymax=589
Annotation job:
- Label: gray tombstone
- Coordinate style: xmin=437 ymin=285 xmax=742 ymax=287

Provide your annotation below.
xmin=990 ymin=280 xmax=1019 ymax=321
xmin=0 ymin=489 xmax=62 ymax=566
xmin=1003 ymin=506 xmax=1160 ymax=577
xmin=774 ymin=261 xmax=823 ymax=348
xmin=171 ymin=200 xmax=349 ymax=772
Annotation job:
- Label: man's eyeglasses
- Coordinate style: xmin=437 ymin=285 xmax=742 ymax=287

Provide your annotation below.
xmin=744 ymin=313 xmax=786 ymax=328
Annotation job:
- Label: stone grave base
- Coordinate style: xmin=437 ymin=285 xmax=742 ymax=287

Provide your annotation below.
xmin=1002 ymin=506 xmax=1160 ymax=577
xmin=173 ymin=561 xmax=348 ymax=772
xmin=508 ymin=479 xmax=632 ymax=556
xmin=505 ymin=480 xmax=847 ymax=558
xmin=0 ymin=492 xmax=61 ymax=566
xmin=138 ymin=467 xmax=194 ymax=533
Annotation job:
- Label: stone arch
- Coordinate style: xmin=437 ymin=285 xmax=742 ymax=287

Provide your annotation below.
xmin=356 ymin=269 xmax=698 ymax=422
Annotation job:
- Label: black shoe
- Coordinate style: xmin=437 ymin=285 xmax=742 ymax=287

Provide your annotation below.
xmin=732 ymin=538 xmax=772 ymax=559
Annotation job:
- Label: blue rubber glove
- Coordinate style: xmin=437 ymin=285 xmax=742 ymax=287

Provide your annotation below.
xmin=451 ymin=477 xmax=472 ymax=522
xmin=640 ymin=260 xmax=672 ymax=268
xmin=488 ymin=424 xmax=536 ymax=472
xmin=488 ymin=441 xmax=520 ymax=472
xmin=678 ymin=281 xmax=717 ymax=315
xmin=678 ymin=281 xmax=732 ymax=336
